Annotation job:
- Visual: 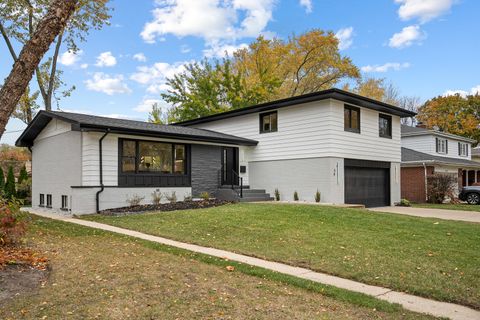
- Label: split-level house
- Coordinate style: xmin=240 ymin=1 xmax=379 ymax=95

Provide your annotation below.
xmin=16 ymin=89 xmax=415 ymax=214
xmin=401 ymin=125 xmax=479 ymax=202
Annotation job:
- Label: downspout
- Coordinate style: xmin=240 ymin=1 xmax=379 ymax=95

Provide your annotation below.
xmin=96 ymin=130 xmax=110 ymax=213
xmin=423 ymin=162 xmax=428 ymax=202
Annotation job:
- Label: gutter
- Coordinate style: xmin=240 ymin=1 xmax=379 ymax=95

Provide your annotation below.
xmin=95 ymin=130 xmax=110 ymax=213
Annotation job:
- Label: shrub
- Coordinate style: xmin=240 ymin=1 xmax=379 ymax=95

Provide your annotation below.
xmin=427 ymin=173 xmax=457 ymax=204
xmin=126 ymin=194 xmax=144 ymax=206
xmin=166 ymin=191 xmax=177 ymax=203
xmin=16 ymin=177 xmax=32 ymax=204
xmin=183 ymin=193 xmax=192 ymax=202
xmin=293 ymin=191 xmax=299 ymax=201
xmin=314 ymin=190 xmax=321 ymax=203
xmin=0 ymin=198 xmax=28 ymax=246
xmin=4 ymin=166 xmax=16 ymax=199
xmin=200 ymin=191 xmax=210 ymax=201
xmin=151 ymin=190 xmax=163 ymax=205
xmin=18 ymin=165 xmax=28 ymax=185
xmin=396 ymin=198 xmax=411 ymax=207
xmin=274 ymin=188 xmax=280 ymax=201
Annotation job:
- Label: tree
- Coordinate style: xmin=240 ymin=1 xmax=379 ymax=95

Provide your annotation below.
xmin=417 ymin=94 xmax=480 ymax=142
xmin=0 ymin=167 xmax=4 ymax=190
xmin=4 ymin=166 xmax=16 ymax=199
xmin=148 ymin=103 xmax=168 ymax=124
xmin=0 ymin=0 xmax=78 ymax=139
xmin=0 ymin=0 xmax=111 ymax=117
xmin=163 ymin=30 xmax=360 ymax=122
xmin=18 ymin=165 xmax=28 ymax=185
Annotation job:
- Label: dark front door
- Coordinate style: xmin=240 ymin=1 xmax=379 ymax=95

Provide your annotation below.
xmin=344 ymin=159 xmax=390 ymax=208
xmin=222 ymin=147 xmax=238 ymax=185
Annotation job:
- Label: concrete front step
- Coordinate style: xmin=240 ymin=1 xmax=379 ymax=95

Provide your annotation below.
xmin=239 ymin=195 xmax=274 ymax=202
xmin=242 ymin=189 xmax=266 ymax=194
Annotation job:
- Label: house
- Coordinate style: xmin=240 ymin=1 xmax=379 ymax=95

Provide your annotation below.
xmin=401 ymin=125 xmax=479 ymax=203
xmin=16 ymin=88 xmax=415 ymax=214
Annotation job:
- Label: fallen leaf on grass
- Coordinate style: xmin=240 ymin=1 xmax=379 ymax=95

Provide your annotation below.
xmin=225 ymin=266 xmax=235 ymax=272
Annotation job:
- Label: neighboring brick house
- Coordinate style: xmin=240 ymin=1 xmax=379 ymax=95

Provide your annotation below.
xmin=401 ymin=125 xmax=479 ymax=203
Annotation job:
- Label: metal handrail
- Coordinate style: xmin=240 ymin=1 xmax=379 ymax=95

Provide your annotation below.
xmin=231 ymin=169 xmax=243 ymax=198
xmin=218 ymin=165 xmax=243 ymax=198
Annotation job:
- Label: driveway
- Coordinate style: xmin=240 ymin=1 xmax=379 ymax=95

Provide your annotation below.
xmin=370 ymin=206 xmax=480 ymax=223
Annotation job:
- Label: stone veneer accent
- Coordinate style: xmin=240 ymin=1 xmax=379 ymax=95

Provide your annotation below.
xmin=191 ymin=144 xmax=222 ymax=197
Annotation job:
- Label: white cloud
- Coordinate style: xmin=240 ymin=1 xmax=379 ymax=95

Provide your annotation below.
xmin=388 ymin=25 xmax=425 ymax=48
xmin=361 ymin=62 xmax=411 ymax=73
xmin=140 ymin=0 xmax=275 ymax=44
xmin=134 ymin=98 xmax=167 ymax=113
xmin=130 ymin=61 xmax=188 ymax=94
xmin=59 ymin=50 xmax=82 ymax=66
xmin=299 ymin=0 xmax=312 ymax=13
xmin=395 ymin=0 xmax=455 ymax=23
xmin=84 ymin=72 xmax=131 ymax=95
xmin=203 ymin=42 xmax=248 ymax=58
xmin=180 ymin=45 xmax=191 ymax=54
xmin=133 ymin=53 xmax=147 ymax=62
xmin=444 ymin=85 xmax=480 ymax=97
xmin=80 ymin=63 xmax=88 ymax=69
xmin=335 ymin=27 xmax=354 ymax=50
xmin=95 ymin=51 xmax=117 ymax=67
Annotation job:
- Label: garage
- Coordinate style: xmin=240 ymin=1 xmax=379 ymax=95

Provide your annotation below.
xmin=344 ymin=159 xmax=390 ymax=207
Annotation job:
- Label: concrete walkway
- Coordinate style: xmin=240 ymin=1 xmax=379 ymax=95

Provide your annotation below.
xmin=27 ymin=209 xmax=480 ymax=320
xmin=371 ymin=206 xmax=480 ymax=223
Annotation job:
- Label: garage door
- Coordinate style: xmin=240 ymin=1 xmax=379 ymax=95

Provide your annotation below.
xmin=344 ymin=159 xmax=390 ymax=208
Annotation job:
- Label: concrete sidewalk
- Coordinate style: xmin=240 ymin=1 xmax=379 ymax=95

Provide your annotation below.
xmin=370 ymin=206 xmax=480 ymax=223
xmin=27 ymin=209 xmax=480 ymax=320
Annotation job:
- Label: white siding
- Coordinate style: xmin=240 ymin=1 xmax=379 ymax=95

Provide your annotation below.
xmin=35 ymin=119 xmax=71 ymax=141
xmin=402 ymin=135 xmax=472 ymax=160
xmin=194 ymin=99 xmax=401 ymax=163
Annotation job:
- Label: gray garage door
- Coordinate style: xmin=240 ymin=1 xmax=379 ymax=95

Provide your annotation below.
xmin=344 ymin=159 xmax=390 ymax=208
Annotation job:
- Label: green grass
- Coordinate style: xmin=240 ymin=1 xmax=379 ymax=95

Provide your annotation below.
xmin=82 ymin=203 xmax=480 ymax=309
xmin=413 ymin=203 xmax=480 ymax=212
xmin=0 ymin=215 xmax=435 ymax=320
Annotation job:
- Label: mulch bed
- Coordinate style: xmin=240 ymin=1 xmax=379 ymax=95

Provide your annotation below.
xmin=99 ymin=199 xmax=233 ymax=216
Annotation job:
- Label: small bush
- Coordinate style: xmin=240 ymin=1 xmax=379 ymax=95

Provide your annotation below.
xmin=166 ymin=191 xmax=177 ymax=203
xmin=183 ymin=193 xmax=192 ymax=201
xmin=314 ymin=190 xmax=321 ymax=203
xmin=200 ymin=192 xmax=210 ymax=201
xmin=427 ymin=173 xmax=456 ymax=204
xmin=293 ymin=191 xmax=299 ymax=201
xmin=16 ymin=177 xmax=31 ymax=204
xmin=151 ymin=190 xmax=163 ymax=205
xmin=396 ymin=199 xmax=411 ymax=207
xmin=4 ymin=166 xmax=16 ymax=199
xmin=274 ymin=188 xmax=280 ymax=201
xmin=126 ymin=194 xmax=144 ymax=206
xmin=0 ymin=198 xmax=28 ymax=246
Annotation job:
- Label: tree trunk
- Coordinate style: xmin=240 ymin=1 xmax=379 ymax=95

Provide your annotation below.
xmin=0 ymin=0 xmax=78 ymax=139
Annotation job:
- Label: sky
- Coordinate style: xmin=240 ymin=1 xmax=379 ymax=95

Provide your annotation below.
xmin=1 ymin=0 xmax=479 ymax=145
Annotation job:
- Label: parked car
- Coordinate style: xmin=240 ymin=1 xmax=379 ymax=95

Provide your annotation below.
xmin=458 ymin=186 xmax=480 ymax=204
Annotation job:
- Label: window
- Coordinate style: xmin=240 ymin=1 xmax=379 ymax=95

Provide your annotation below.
xmin=344 ymin=105 xmax=360 ymax=133
xmin=379 ymin=114 xmax=392 ymax=138
xmin=61 ymin=195 xmax=68 ymax=210
xmin=46 ymin=194 xmax=52 ymax=208
xmin=39 ymin=194 xmax=45 ymax=207
xmin=259 ymin=111 xmax=278 ymax=133
xmin=459 ymin=142 xmax=469 ymax=157
xmin=120 ymin=139 xmax=186 ymax=175
xmin=436 ymin=138 xmax=448 ymax=154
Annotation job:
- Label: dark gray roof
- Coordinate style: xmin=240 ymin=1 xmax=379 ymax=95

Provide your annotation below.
xmin=16 ymin=111 xmax=258 ymax=147
xmin=401 ymin=125 xmax=476 ymax=143
xmin=401 ymin=125 xmax=428 ymax=134
xmin=402 ymin=147 xmax=480 ymax=167
xmin=175 ymin=88 xmax=416 ymax=126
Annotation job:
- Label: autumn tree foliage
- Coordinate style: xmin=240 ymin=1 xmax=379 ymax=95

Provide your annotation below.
xmin=417 ymin=94 xmax=480 ymax=143
xmin=163 ymin=29 xmax=360 ymax=122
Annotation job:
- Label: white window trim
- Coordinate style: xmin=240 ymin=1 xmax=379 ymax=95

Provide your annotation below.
xmin=437 ymin=138 xmax=447 ymax=154
xmin=459 ymin=142 xmax=469 ymax=157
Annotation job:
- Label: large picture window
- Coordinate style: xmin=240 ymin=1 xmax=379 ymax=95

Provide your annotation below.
xmin=120 ymin=139 xmax=186 ymax=175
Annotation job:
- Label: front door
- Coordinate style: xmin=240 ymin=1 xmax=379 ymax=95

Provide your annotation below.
xmin=222 ymin=147 xmax=238 ymax=185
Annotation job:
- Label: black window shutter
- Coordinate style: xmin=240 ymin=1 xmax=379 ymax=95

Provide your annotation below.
xmin=467 ymin=144 xmax=469 ymax=156
xmin=458 ymin=142 xmax=461 ymax=156
xmin=445 ymin=140 xmax=448 ymax=154
xmin=435 ymin=138 xmax=439 ymax=152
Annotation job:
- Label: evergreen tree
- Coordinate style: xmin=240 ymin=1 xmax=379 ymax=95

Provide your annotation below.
xmin=4 ymin=166 xmax=16 ymax=199
xmin=0 ymin=167 xmax=4 ymax=189
xmin=18 ymin=165 xmax=28 ymax=185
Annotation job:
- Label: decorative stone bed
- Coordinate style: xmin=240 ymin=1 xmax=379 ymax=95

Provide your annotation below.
xmin=99 ymin=199 xmax=232 ymax=216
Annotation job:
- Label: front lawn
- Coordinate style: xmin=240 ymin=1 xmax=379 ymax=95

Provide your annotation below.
xmin=413 ymin=203 xmax=480 ymax=212
xmin=83 ymin=203 xmax=480 ymax=309
xmin=0 ymin=215 xmax=431 ymax=319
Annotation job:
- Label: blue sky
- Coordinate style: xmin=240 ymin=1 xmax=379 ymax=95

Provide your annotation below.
xmin=1 ymin=0 xmax=479 ymax=145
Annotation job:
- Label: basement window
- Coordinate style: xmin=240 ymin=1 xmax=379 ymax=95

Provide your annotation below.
xmin=61 ymin=195 xmax=68 ymax=210
xmin=46 ymin=194 xmax=52 ymax=208
xmin=39 ymin=194 xmax=45 ymax=207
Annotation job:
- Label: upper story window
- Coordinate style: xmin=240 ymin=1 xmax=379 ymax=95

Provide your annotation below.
xmin=379 ymin=114 xmax=392 ymax=139
xmin=259 ymin=111 xmax=278 ymax=133
xmin=120 ymin=139 xmax=186 ymax=175
xmin=436 ymin=137 xmax=448 ymax=154
xmin=458 ymin=142 xmax=469 ymax=157
xmin=344 ymin=105 xmax=360 ymax=133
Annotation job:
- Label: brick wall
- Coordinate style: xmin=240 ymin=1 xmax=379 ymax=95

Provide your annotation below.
xmin=401 ymin=166 xmax=434 ymax=203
